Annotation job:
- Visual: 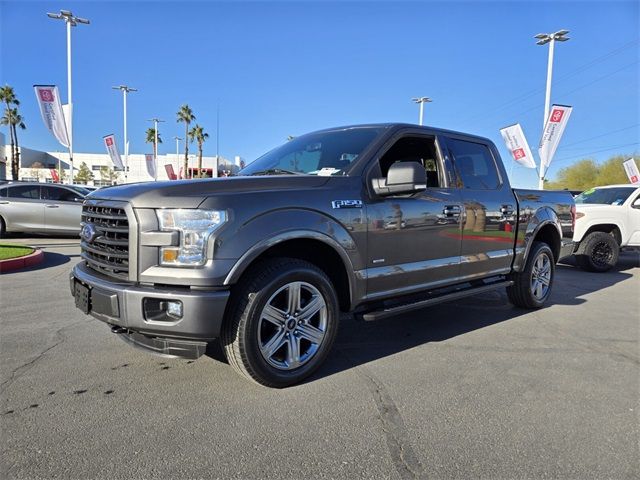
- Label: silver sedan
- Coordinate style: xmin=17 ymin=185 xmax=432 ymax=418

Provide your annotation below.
xmin=0 ymin=182 xmax=89 ymax=236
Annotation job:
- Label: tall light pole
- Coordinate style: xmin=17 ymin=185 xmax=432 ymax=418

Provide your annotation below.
xmin=112 ymin=85 xmax=137 ymax=182
xmin=46 ymin=9 xmax=90 ymax=184
xmin=535 ymin=29 xmax=570 ymax=189
xmin=173 ymin=136 xmax=182 ymax=179
xmin=412 ymin=97 xmax=432 ymax=126
xmin=147 ymin=118 xmax=164 ymax=181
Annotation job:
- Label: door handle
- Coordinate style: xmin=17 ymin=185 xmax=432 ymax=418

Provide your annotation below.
xmin=0 ymin=201 xmax=9 ymax=205
xmin=443 ymin=205 xmax=462 ymax=216
xmin=500 ymin=204 xmax=514 ymax=215
xmin=45 ymin=204 xmax=60 ymax=208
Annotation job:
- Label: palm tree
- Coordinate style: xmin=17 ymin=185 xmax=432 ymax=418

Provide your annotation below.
xmin=188 ymin=124 xmax=209 ymax=178
xmin=176 ymin=105 xmax=195 ymax=179
xmin=0 ymin=85 xmax=22 ymax=180
xmin=145 ymin=127 xmax=163 ymax=160
xmin=1 ymin=107 xmax=25 ymax=180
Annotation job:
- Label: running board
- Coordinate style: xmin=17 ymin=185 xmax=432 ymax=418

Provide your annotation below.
xmin=361 ymin=280 xmax=514 ymax=322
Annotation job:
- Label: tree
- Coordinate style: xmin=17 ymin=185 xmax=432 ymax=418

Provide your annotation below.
xmin=75 ymin=161 xmax=94 ymax=184
xmin=0 ymin=85 xmax=25 ymax=180
xmin=546 ymin=155 xmax=639 ymax=190
xmin=188 ymin=124 xmax=209 ymax=178
xmin=176 ymin=105 xmax=195 ymax=179
xmin=145 ymin=127 xmax=163 ymax=159
xmin=100 ymin=166 xmax=120 ymax=184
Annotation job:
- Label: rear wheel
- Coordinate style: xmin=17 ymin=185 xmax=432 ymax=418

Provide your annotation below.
xmin=222 ymin=258 xmax=339 ymax=388
xmin=0 ymin=216 xmax=6 ymax=238
xmin=507 ymin=241 xmax=555 ymax=309
xmin=575 ymin=231 xmax=619 ymax=272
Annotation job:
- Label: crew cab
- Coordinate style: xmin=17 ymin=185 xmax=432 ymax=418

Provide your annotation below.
xmin=572 ymin=184 xmax=640 ymax=271
xmin=70 ymin=124 xmax=574 ymax=387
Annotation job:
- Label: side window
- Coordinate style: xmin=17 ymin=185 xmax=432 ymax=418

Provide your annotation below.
xmin=447 ymin=138 xmax=501 ymax=190
xmin=43 ymin=186 xmax=82 ymax=202
xmin=7 ymin=185 xmax=40 ymax=199
xmin=0 ymin=186 xmax=7 ymax=198
xmin=378 ymin=136 xmax=441 ymax=188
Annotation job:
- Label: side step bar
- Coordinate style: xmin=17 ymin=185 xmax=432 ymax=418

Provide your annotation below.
xmin=361 ymin=280 xmax=514 ymax=322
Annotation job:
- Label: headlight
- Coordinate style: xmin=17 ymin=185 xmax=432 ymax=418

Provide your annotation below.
xmin=156 ymin=209 xmax=227 ymax=266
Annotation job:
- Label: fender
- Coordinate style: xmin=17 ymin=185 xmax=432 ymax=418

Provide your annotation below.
xmin=513 ymin=206 xmax=562 ymax=272
xmin=220 ymin=208 xmax=365 ymax=308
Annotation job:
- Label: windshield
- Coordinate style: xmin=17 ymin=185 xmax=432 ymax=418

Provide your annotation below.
xmin=239 ymin=127 xmax=384 ymax=176
xmin=575 ymin=187 xmax=636 ymax=205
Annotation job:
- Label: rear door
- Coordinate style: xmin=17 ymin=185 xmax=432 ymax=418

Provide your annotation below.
xmin=42 ymin=185 xmax=84 ymax=233
xmin=2 ymin=185 xmax=44 ymax=232
xmin=365 ymin=132 xmax=464 ymax=298
xmin=443 ymin=136 xmax=517 ymax=280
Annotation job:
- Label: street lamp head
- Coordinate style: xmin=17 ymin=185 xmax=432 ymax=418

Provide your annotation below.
xmin=76 ymin=17 xmax=90 ymax=25
xmin=60 ymin=10 xmax=72 ymax=16
xmin=46 ymin=12 xmax=62 ymax=19
xmin=534 ymin=33 xmax=549 ymax=40
xmin=555 ymin=29 xmax=570 ymax=36
xmin=47 ymin=10 xmax=90 ymax=26
xmin=412 ymin=97 xmax=432 ymax=104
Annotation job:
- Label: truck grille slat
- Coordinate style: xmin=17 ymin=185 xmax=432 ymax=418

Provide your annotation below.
xmin=81 ymin=204 xmax=130 ymax=280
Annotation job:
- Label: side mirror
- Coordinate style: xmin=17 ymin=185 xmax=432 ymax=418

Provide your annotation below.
xmin=372 ymin=161 xmax=427 ymax=197
xmin=632 ymin=197 xmax=640 ymax=209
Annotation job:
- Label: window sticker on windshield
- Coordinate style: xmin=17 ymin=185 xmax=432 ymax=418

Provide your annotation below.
xmin=317 ymin=168 xmax=341 ymax=176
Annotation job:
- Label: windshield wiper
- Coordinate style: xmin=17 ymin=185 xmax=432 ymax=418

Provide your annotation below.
xmin=249 ymin=168 xmax=304 ymax=176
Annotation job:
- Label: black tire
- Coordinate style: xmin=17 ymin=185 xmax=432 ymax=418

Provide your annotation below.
xmin=507 ymin=241 xmax=555 ymax=309
xmin=0 ymin=216 xmax=5 ymax=238
xmin=575 ymin=231 xmax=619 ymax=272
xmin=221 ymin=258 xmax=339 ymax=388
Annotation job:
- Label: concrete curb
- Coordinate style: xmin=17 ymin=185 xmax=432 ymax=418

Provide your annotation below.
xmin=0 ymin=248 xmax=44 ymax=273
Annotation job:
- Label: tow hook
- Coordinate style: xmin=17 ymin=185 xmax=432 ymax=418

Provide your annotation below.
xmin=111 ymin=326 xmax=128 ymax=334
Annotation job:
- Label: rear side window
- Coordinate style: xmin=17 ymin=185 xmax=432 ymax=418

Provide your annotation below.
xmin=7 ymin=185 xmax=40 ymax=199
xmin=0 ymin=187 xmax=7 ymax=198
xmin=447 ymin=138 xmax=501 ymax=190
xmin=42 ymin=185 xmax=83 ymax=202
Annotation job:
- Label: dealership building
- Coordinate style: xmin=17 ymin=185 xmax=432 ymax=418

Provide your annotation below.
xmin=1 ymin=134 xmax=242 ymax=184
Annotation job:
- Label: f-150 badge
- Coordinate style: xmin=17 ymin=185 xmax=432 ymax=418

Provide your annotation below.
xmin=332 ymin=200 xmax=363 ymax=209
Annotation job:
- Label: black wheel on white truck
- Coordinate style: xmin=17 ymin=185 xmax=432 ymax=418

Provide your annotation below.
xmin=222 ymin=258 xmax=339 ymax=388
xmin=575 ymin=231 xmax=619 ymax=272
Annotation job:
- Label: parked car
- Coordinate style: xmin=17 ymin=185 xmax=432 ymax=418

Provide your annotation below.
xmin=0 ymin=182 xmax=88 ymax=236
xmin=572 ymin=184 xmax=640 ymax=271
xmin=70 ymin=123 xmax=575 ymax=387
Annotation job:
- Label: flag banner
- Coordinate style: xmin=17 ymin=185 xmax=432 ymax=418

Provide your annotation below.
xmin=50 ymin=169 xmax=60 ymax=183
xmin=164 ymin=164 xmax=177 ymax=180
xmin=103 ymin=134 xmax=124 ymax=169
xmin=33 ymin=85 xmax=69 ymax=148
xmin=62 ymin=103 xmax=72 ymax=144
xmin=499 ymin=123 xmax=537 ymax=169
xmin=623 ymin=158 xmax=640 ymax=184
xmin=145 ymin=154 xmax=156 ymax=179
xmin=539 ymin=104 xmax=573 ymax=169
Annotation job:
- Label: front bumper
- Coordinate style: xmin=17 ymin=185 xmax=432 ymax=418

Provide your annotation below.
xmin=70 ymin=262 xmax=230 ymax=358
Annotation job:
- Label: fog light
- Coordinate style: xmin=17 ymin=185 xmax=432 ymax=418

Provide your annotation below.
xmin=166 ymin=301 xmax=183 ymax=319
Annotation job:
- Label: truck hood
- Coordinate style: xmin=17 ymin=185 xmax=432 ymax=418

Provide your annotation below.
xmin=88 ymin=175 xmax=331 ymax=208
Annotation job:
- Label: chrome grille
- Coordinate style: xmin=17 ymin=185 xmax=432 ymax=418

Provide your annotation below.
xmin=81 ymin=205 xmax=130 ymax=279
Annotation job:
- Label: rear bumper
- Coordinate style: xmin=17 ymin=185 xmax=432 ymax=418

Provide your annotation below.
xmin=70 ymin=262 xmax=230 ymax=357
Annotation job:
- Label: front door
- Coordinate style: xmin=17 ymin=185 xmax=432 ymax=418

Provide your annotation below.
xmin=365 ymin=134 xmax=464 ymax=299
xmin=42 ymin=185 xmax=83 ymax=233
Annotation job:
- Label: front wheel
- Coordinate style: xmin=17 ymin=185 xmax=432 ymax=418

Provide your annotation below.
xmin=222 ymin=258 xmax=339 ymax=388
xmin=507 ymin=241 xmax=555 ymax=309
xmin=575 ymin=231 xmax=619 ymax=272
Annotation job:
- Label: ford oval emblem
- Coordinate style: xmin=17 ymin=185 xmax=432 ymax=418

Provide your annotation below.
xmin=81 ymin=223 xmax=98 ymax=243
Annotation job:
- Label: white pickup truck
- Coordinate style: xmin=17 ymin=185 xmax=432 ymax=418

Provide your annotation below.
xmin=572 ymin=184 xmax=640 ymax=271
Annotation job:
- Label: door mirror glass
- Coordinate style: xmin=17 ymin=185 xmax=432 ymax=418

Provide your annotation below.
xmin=372 ymin=161 xmax=427 ymax=197
xmin=632 ymin=197 xmax=640 ymax=208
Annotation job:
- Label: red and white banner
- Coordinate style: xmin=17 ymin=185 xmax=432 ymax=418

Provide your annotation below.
xmin=539 ymin=104 xmax=573 ymax=170
xmin=164 ymin=164 xmax=177 ymax=180
xmin=50 ymin=169 xmax=60 ymax=183
xmin=499 ymin=123 xmax=537 ymax=169
xmin=623 ymin=158 xmax=640 ymax=184
xmin=34 ymin=85 xmax=69 ymax=148
xmin=145 ymin=154 xmax=157 ymax=179
xmin=103 ymin=134 xmax=124 ymax=169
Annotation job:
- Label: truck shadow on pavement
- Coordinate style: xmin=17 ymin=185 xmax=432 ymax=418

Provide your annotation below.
xmin=305 ymin=251 xmax=639 ymax=383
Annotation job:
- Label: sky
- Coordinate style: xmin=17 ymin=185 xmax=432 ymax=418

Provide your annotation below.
xmin=1 ymin=0 xmax=638 ymax=188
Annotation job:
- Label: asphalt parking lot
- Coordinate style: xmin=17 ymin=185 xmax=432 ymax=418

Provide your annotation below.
xmin=1 ymin=237 xmax=638 ymax=480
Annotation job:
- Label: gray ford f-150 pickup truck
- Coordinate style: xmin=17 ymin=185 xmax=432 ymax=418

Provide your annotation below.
xmin=70 ymin=123 xmax=575 ymax=387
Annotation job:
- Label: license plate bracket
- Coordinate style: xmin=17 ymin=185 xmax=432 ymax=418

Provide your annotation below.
xmin=74 ymin=281 xmax=91 ymax=314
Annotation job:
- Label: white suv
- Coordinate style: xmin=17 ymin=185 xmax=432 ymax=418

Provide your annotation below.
xmin=572 ymin=184 xmax=640 ymax=271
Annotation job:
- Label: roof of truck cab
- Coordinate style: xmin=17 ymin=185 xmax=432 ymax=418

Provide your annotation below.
xmin=309 ymin=123 xmax=494 ymax=145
